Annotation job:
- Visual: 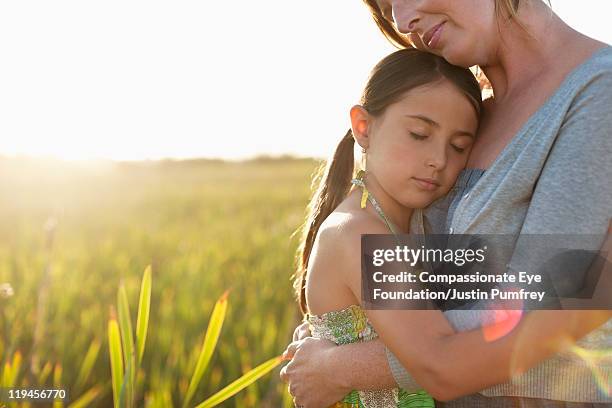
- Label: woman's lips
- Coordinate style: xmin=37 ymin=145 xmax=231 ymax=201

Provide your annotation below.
xmin=424 ymin=22 xmax=445 ymax=49
xmin=413 ymin=177 xmax=440 ymax=191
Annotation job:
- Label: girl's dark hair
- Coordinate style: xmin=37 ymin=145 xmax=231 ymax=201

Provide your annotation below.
xmin=293 ymin=48 xmax=483 ymax=314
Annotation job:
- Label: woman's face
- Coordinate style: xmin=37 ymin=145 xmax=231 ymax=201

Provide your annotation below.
xmin=375 ymin=0 xmax=500 ymax=67
xmin=359 ymin=79 xmax=479 ymax=210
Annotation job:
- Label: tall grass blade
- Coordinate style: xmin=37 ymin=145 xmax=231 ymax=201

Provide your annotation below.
xmin=182 ymin=290 xmax=229 ymax=408
xmin=136 ymin=266 xmax=152 ymax=365
xmin=67 ymin=385 xmax=103 ymax=408
xmin=108 ymin=311 xmax=124 ymax=408
xmin=119 ymin=351 xmax=136 ymax=408
xmin=118 ymin=284 xmax=135 ymax=407
xmin=53 ymin=363 xmax=63 ymax=408
xmin=2 ymin=361 xmax=11 ymax=388
xmin=8 ymin=351 xmax=22 ymax=387
xmin=37 ymin=361 xmax=53 ymax=385
xmin=118 ymin=284 xmax=135 ymax=368
xmin=194 ymin=356 xmax=283 ymax=408
xmin=74 ymin=339 xmax=101 ymax=392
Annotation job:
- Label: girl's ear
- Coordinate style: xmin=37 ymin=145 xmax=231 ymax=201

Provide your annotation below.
xmin=350 ymin=105 xmax=371 ymax=150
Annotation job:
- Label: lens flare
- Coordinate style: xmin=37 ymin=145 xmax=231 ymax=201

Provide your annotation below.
xmin=482 ymin=289 xmax=525 ymax=342
xmin=569 ymin=345 xmax=612 ymax=396
xmin=482 ymin=308 xmax=523 ymax=342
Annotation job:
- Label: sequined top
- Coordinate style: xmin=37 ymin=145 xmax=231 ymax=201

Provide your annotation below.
xmin=307 ymin=305 xmax=434 ymax=408
xmin=304 ymin=175 xmax=435 ymax=408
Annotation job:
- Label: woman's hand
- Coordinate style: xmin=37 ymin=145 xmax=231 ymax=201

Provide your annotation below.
xmin=280 ymin=337 xmax=352 ymax=408
xmin=292 ymin=321 xmax=311 ymax=342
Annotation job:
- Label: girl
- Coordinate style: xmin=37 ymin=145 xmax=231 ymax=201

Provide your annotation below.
xmin=291 ymin=47 xmax=482 ymax=407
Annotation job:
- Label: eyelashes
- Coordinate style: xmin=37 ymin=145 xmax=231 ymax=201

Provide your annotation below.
xmin=410 ymin=132 xmax=468 ymax=153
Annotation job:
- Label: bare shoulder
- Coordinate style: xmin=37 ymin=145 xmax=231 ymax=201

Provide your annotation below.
xmin=316 ymin=206 xmax=390 ymax=258
xmin=309 ymin=187 xmax=392 ymax=265
xmin=306 ymin=197 xmax=391 ymax=313
xmin=312 ymin=200 xmax=390 ymax=275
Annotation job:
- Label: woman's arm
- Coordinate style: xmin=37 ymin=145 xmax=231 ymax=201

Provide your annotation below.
xmin=351 ymin=229 xmax=612 ymax=401
xmin=280 ymin=337 xmax=397 ymax=406
xmin=282 ymin=220 xmax=610 ymax=406
xmin=281 ymin=309 xmax=609 ymax=406
xmin=369 ymin=309 xmax=610 ymax=401
xmin=283 ymin=216 xmax=610 ymax=404
xmin=283 ymin=255 xmax=611 ymax=407
xmin=285 ymin=321 xmax=398 ymax=391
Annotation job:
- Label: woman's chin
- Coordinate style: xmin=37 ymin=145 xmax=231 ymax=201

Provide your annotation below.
xmin=442 ymin=51 xmax=471 ymax=68
xmin=437 ymin=44 xmax=475 ymax=68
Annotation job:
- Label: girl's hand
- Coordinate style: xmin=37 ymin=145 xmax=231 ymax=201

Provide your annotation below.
xmin=280 ymin=337 xmax=351 ymax=408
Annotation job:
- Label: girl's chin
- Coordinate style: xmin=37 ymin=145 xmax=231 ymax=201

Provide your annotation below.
xmin=400 ymin=196 xmax=443 ymax=211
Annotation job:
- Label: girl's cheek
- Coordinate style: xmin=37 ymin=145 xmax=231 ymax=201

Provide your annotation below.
xmin=400 ymin=137 xmax=425 ymax=154
xmin=386 ymin=141 xmax=413 ymax=162
xmin=447 ymin=164 xmax=465 ymax=185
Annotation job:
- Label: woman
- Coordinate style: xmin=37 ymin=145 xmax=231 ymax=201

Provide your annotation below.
xmin=281 ymin=0 xmax=612 ymax=406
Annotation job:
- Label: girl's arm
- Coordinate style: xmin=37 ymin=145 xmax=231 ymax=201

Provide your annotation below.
xmin=282 ymin=218 xmax=610 ymax=406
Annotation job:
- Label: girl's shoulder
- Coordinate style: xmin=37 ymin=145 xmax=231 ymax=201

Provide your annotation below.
xmin=322 ymin=191 xmax=391 ymax=237
xmin=315 ymin=207 xmax=391 ymax=263
xmin=307 ymin=202 xmax=393 ymax=312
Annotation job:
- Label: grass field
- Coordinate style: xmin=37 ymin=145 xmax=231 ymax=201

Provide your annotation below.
xmin=0 ymin=157 xmax=320 ymax=407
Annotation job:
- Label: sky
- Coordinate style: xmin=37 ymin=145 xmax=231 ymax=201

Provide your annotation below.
xmin=0 ymin=1 xmax=610 ymax=161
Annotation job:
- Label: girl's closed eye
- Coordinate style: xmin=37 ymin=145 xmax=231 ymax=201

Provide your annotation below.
xmin=451 ymin=136 xmax=474 ymax=153
xmin=410 ymin=132 xmax=428 ymax=140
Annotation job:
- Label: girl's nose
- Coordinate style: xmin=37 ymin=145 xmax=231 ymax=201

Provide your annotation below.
xmin=391 ymin=1 xmax=420 ymax=34
xmin=425 ymin=147 xmax=447 ymax=170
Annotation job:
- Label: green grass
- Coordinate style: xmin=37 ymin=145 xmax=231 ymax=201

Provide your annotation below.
xmin=0 ymin=156 xmax=319 ymax=407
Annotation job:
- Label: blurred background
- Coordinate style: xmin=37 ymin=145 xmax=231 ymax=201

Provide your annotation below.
xmin=1 ymin=1 xmax=610 ymax=406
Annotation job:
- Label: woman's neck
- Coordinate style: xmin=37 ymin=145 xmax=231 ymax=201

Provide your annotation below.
xmin=359 ymin=172 xmax=413 ymax=233
xmin=481 ymin=1 xmax=598 ymax=101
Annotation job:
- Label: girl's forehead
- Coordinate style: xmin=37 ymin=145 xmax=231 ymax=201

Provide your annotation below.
xmin=381 ymin=82 xmax=479 ymax=125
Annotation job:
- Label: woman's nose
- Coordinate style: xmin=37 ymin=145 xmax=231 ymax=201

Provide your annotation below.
xmin=391 ymin=1 xmax=420 ymax=34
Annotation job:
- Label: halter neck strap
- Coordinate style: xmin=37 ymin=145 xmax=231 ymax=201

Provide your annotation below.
xmin=351 ymin=172 xmax=400 ymax=236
